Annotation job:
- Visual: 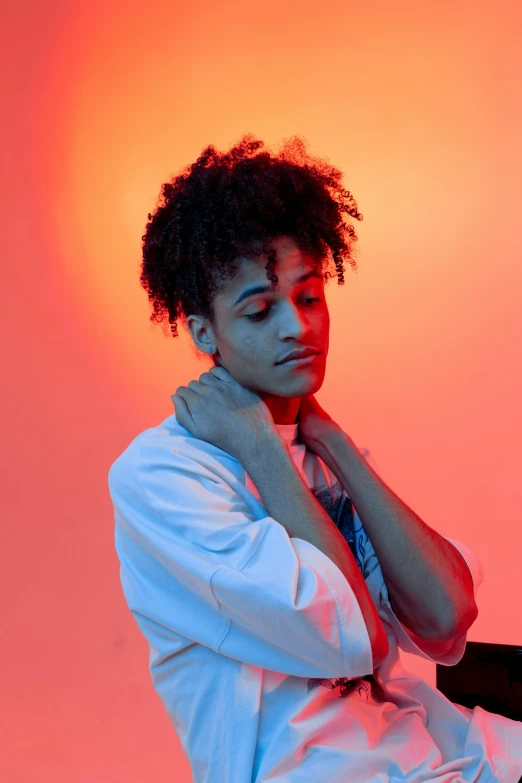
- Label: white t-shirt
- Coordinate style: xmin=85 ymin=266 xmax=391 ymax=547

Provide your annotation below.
xmin=108 ymin=414 xmax=522 ymax=782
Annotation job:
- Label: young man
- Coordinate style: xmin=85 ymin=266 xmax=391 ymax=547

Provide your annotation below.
xmin=109 ymin=136 xmax=522 ymax=782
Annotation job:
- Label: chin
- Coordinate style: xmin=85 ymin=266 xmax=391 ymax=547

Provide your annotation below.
xmin=279 ymin=372 xmax=325 ymax=393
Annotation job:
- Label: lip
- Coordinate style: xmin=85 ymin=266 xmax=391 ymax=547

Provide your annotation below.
xmin=277 ymin=348 xmax=321 ymax=365
xmin=278 ymin=353 xmax=321 ymax=368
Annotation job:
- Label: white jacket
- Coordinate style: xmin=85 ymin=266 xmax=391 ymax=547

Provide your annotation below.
xmin=108 ymin=414 xmax=522 ymax=783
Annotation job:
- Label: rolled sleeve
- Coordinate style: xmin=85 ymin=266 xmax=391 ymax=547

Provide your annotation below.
xmin=213 ymin=529 xmax=374 ymax=678
xmin=109 ymin=442 xmax=374 ymax=680
xmin=363 ymin=534 xmax=484 ymax=666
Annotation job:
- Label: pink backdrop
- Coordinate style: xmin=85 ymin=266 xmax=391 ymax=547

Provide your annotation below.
xmin=2 ymin=0 xmax=521 ymax=780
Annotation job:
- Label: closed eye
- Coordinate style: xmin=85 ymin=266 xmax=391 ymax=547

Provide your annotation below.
xmin=246 ymin=298 xmax=321 ymax=322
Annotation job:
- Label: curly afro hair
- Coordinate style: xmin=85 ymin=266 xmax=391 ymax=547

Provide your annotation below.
xmin=140 ymin=133 xmax=363 ymax=353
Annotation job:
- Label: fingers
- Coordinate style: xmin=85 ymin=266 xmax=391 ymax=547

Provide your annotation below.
xmin=199 ymin=369 xmax=225 ymax=385
xmin=187 ymin=379 xmax=204 ymax=391
xmin=208 ymin=366 xmax=231 ymax=381
xmin=175 ymin=385 xmax=196 ymax=396
xmin=184 ymin=376 xmax=217 ymax=392
xmin=174 ymin=367 xmax=225 ymax=399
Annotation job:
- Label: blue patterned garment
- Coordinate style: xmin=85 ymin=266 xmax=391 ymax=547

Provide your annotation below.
xmin=306 ymin=479 xmax=376 ymax=698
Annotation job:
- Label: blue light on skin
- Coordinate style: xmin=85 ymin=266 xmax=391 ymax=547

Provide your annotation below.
xmin=186 ymin=235 xmax=330 ymax=425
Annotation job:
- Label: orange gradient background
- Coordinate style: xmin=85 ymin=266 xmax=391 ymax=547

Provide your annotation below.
xmin=2 ymin=0 xmax=521 ymax=780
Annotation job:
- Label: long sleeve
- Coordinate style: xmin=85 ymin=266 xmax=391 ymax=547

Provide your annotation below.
xmin=108 ymin=439 xmax=375 ymax=680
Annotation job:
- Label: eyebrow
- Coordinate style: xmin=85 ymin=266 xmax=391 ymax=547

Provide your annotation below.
xmin=232 ymin=270 xmax=323 ymax=308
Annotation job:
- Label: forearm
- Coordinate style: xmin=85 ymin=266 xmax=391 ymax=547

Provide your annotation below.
xmin=316 ymin=428 xmax=478 ymax=641
xmin=240 ymin=432 xmax=389 ymax=669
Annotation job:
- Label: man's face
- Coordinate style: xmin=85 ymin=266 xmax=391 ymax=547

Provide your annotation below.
xmin=186 ymin=235 xmax=330 ymax=424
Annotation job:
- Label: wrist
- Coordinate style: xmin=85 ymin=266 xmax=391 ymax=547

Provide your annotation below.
xmin=253 ymin=425 xmax=288 ymax=453
xmin=239 ymin=426 xmax=288 ymax=466
xmin=303 ymin=424 xmax=346 ymax=463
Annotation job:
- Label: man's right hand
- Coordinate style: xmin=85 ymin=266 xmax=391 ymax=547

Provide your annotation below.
xmin=171 ymin=365 xmax=280 ymax=463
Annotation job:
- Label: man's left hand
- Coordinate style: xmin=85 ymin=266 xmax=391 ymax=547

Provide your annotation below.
xmin=297 ymin=394 xmax=342 ymax=453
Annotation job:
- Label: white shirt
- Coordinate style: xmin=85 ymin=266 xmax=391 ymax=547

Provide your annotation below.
xmin=108 ymin=413 xmax=522 ymax=782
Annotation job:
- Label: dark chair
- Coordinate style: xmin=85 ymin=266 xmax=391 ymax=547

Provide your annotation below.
xmin=436 ymin=641 xmax=522 ymax=722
